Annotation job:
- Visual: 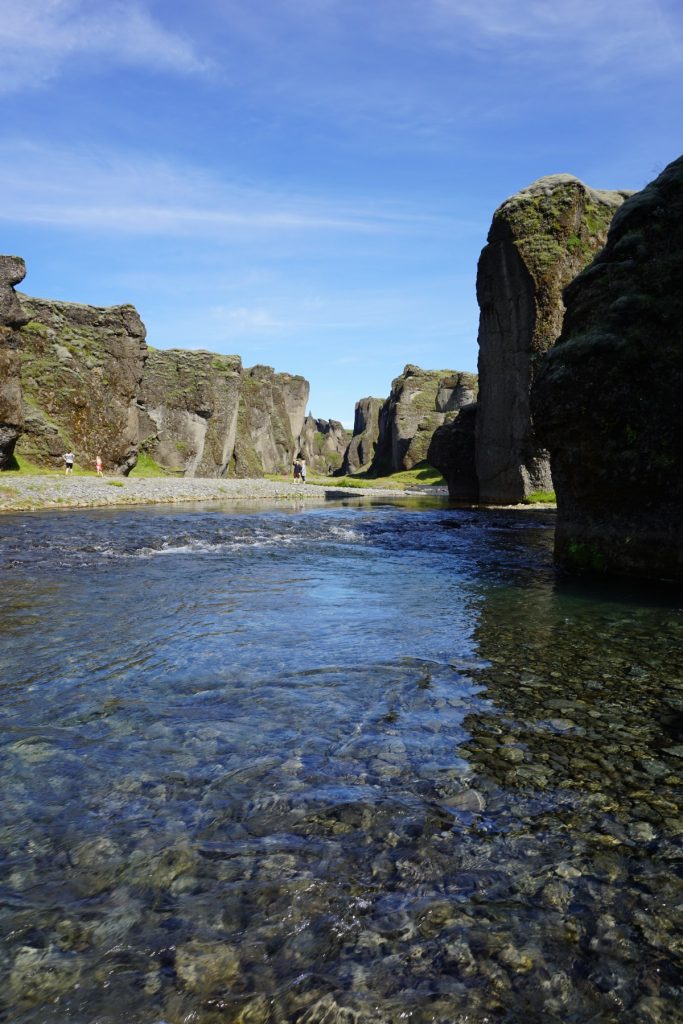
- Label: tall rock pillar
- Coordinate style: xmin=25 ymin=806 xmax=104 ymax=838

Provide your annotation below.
xmin=0 ymin=256 xmax=28 ymax=468
xmin=475 ymin=175 xmax=630 ymax=503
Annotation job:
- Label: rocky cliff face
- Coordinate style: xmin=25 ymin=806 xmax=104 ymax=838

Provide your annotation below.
xmin=371 ymin=365 xmax=477 ymax=475
xmin=299 ymin=416 xmax=350 ymax=475
xmin=0 ymin=256 xmax=28 ymax=468
xmin=475 ymin=175 xmax=631 ymax=503
xmin=16 ymin=295 xmax=147 ymax=473
xmin=532 ymin=156 xmax=683 ymax=580
xmin=138 ymin=348 xmax=242 ymax=476
xmin=230 ymin=366 xmax=309 ymax=478
xmin=427 ymin=404 xmax=478 ymax=501
xmin=341 ymin=397 xmax=383 ymax=475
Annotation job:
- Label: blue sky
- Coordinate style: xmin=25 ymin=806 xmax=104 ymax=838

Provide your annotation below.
xmin=1 ymin=0 xmax=681 ymax=425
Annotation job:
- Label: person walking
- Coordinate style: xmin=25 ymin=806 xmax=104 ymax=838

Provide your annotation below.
xmin=63 ymin=451 xmax=75 ymax=474
xmin=95 ymin=454 xmax=103 ymax=476
xmin=300 ymin=457 xmax=307 ymax=484
xmin=293 ymin=457 xmax=302 ymax=482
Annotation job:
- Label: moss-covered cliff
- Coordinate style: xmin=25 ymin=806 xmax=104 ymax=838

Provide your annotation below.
xmin=532 ymin=156 xmax=683 ymax=580
xmin=475 ymin=175 xmax=631 ymax=503
xmin=0 ymin=256 xmax=28 ymax=468
xmin=139 ymin=348 xmax=242 ymax=476
xmin=229 ymin=366 xmax=309 ymax=478
xmin=299 ymin=416 xmax=351 ymax=474
xmin=16 ymin=295 xmax=147 ymax=473
xmin=371 ymin=365 xmax=477 ymax=475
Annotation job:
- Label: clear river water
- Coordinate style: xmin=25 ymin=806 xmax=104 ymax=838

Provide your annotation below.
xmin=1 ymin=498 xmax=682 ymax=1024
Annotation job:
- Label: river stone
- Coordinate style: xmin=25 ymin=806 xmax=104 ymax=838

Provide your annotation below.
xmin=532 ymin=155 xmax=683 ymax=580
xmin=475 ymin=174 xmax=631 ymax=503
xmin=175 ymin=940 xmax=240 ymax=996
xmin=0 ymin=255 xmax=28 ymax=468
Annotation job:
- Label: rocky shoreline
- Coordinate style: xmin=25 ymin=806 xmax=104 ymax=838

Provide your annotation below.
xmin=0 ymin=474 xmax=412 ymax=513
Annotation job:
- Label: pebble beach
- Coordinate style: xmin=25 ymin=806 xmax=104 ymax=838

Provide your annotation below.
xmin=0 ymin=473 xmax=408 ymax=513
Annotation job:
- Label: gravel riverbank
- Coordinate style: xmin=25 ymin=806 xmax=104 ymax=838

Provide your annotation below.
xmin=0 ymin=474 xmax=411 ymax=513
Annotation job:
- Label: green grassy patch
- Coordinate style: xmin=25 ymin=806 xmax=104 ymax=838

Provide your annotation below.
xmin=129 ymin=451 xmax=171 ymax=477
xmin=306 ymin=461 xmax=446 ymax=491
xmin=107 ymin=480 xmax=124 ymax=488
xmin=3 ymin=453 xmax=52 ymax=475
xmin=524 ymin=490 xmax=557 ymax=504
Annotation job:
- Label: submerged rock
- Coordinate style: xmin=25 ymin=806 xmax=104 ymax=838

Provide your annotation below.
xmin=475 ymin=175 xmax=631 ymax=503
xmin=0 ymin=255 xmax=28 ymax=468
xmin=532 ymin=156 xmax=683 ymax=580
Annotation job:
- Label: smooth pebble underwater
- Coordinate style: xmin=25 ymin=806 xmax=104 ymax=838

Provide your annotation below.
xmin=1 ymin=498 xmax=682 ymax=1024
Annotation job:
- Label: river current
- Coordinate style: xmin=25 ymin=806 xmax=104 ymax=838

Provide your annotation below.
xmin=1 ymin=499 xmax=682 ymax=1024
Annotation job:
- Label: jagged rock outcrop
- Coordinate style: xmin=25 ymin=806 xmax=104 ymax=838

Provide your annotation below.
xmin=299 ymin=416 xmax=350 ymax=475
xmin=427 ymin=404 xmax=478 ymax=501
xmin=341 ymin=397 xmax=383 ymax=475
xmin=138 ymin=348 xmax=242 ymax=476
xmin=16 ymin=296 xmax=147 ymax=473
xmin=371 ymin=365 xmax=477 ymax=475
xmin=230 ymin=366 xmax=309 ymax=477
xmin=532 ymin=156 xmax=683 ymax=580
xmin=475 ymin=175 xmax=632 ymax=504
xmin=0 ymin=256 xmax=28 ymax=468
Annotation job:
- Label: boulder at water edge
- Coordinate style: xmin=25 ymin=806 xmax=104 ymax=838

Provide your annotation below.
xmin=0 ymin=255 xmax=28 ymax=468
xmin=532 ymin=156 xmax=683 ymax=581
xmin=475 ymin=175 xmax=631 ymax=503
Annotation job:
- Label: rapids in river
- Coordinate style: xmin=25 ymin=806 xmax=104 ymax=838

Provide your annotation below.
xmin=1 ymin=499 xmax=682 ymax=1023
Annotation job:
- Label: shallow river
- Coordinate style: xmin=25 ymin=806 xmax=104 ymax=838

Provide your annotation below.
xmin=1 ymin=499 xmax=682 ymax=1024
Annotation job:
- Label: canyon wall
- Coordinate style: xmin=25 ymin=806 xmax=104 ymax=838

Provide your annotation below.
xmin=230 ymin=366 xmax=309 ymax=478
xmin=0 ymin=256 xmax=28 ymax=468
xmin=532 ymin=156 xmax=683 ymax=580
xmin=475 ymin=175 xmax=631 ymax=503
xmin=16 ymin=295 xmax=148 ymax=474
xmin=299 ymin=416 xmax=350 ymax=475
xmin=340 ymin=397 xmax=383 ymax=475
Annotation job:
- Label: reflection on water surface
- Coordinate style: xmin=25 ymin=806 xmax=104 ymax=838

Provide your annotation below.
xmin=0 ymin=501 xmax=681 ymax=1023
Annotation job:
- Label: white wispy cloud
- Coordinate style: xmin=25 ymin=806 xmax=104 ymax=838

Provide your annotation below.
xmin=0 ymin=139 xmax=472 ymax=238
xmin=0 ymin=0 xmax=210 ymax=92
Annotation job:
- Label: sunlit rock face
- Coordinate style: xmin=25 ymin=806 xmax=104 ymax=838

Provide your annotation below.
xmin=475 ymin=175 xmax=631 ymax=504
xmin=16 ymin=295 xmax=147 ymax=474
xmin=371 ymin=365 xmax=478 ymax=476
xmin=138 ymin=348 xmax=242 ymax=477
xmin=299 ymin=416 xmax=351 ymax=475
xmin=532 ymin=156 xmax=683 ymax=581
xmin=230 ymin=365 xmax=309 ymax=477
xmin=341 ymin=397 xmax=383 ymax=475
xmin=0 ymin=256 xmax=28 ymax=468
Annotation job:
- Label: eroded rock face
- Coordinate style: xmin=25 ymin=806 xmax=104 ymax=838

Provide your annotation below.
xmin=372 ymin=365 xmax=477 ymax=475
xmin=475 ymin=175 xmax=631 ymax=503
xmin=16 ymin=296 xmax=147 ymax=473
xmin=0 ymin=256 xmax=28 ymax=468
xmin=299 ymin=416 xmax=350 ymax=475
xmin=138 ymin=348 xmax=242 ymax=476
xmin=230 ymin=366 xmax=309 ymax=477
xmin=532 ymin=156 xmax=683 ymax=580
xmin=341 ymin=397 xmax=383 ymax=475
xmin=428 ymin=403 xmax=478 ymax=501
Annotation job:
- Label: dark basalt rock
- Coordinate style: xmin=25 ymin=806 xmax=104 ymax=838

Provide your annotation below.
xmin=230 ymin=365 xmax=309 ymax=478
xmin=0 ymin=256 xmax=28 ymax=468
xmin=476 ymin=175 xmax=631 ymax=503
xmin=340 ymin=397 xmax=383 ymax=475
xmin=428 ymin=403 xmax=479 ymax=502
xmin=532 ymin=155 xmax=683 ymax=580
